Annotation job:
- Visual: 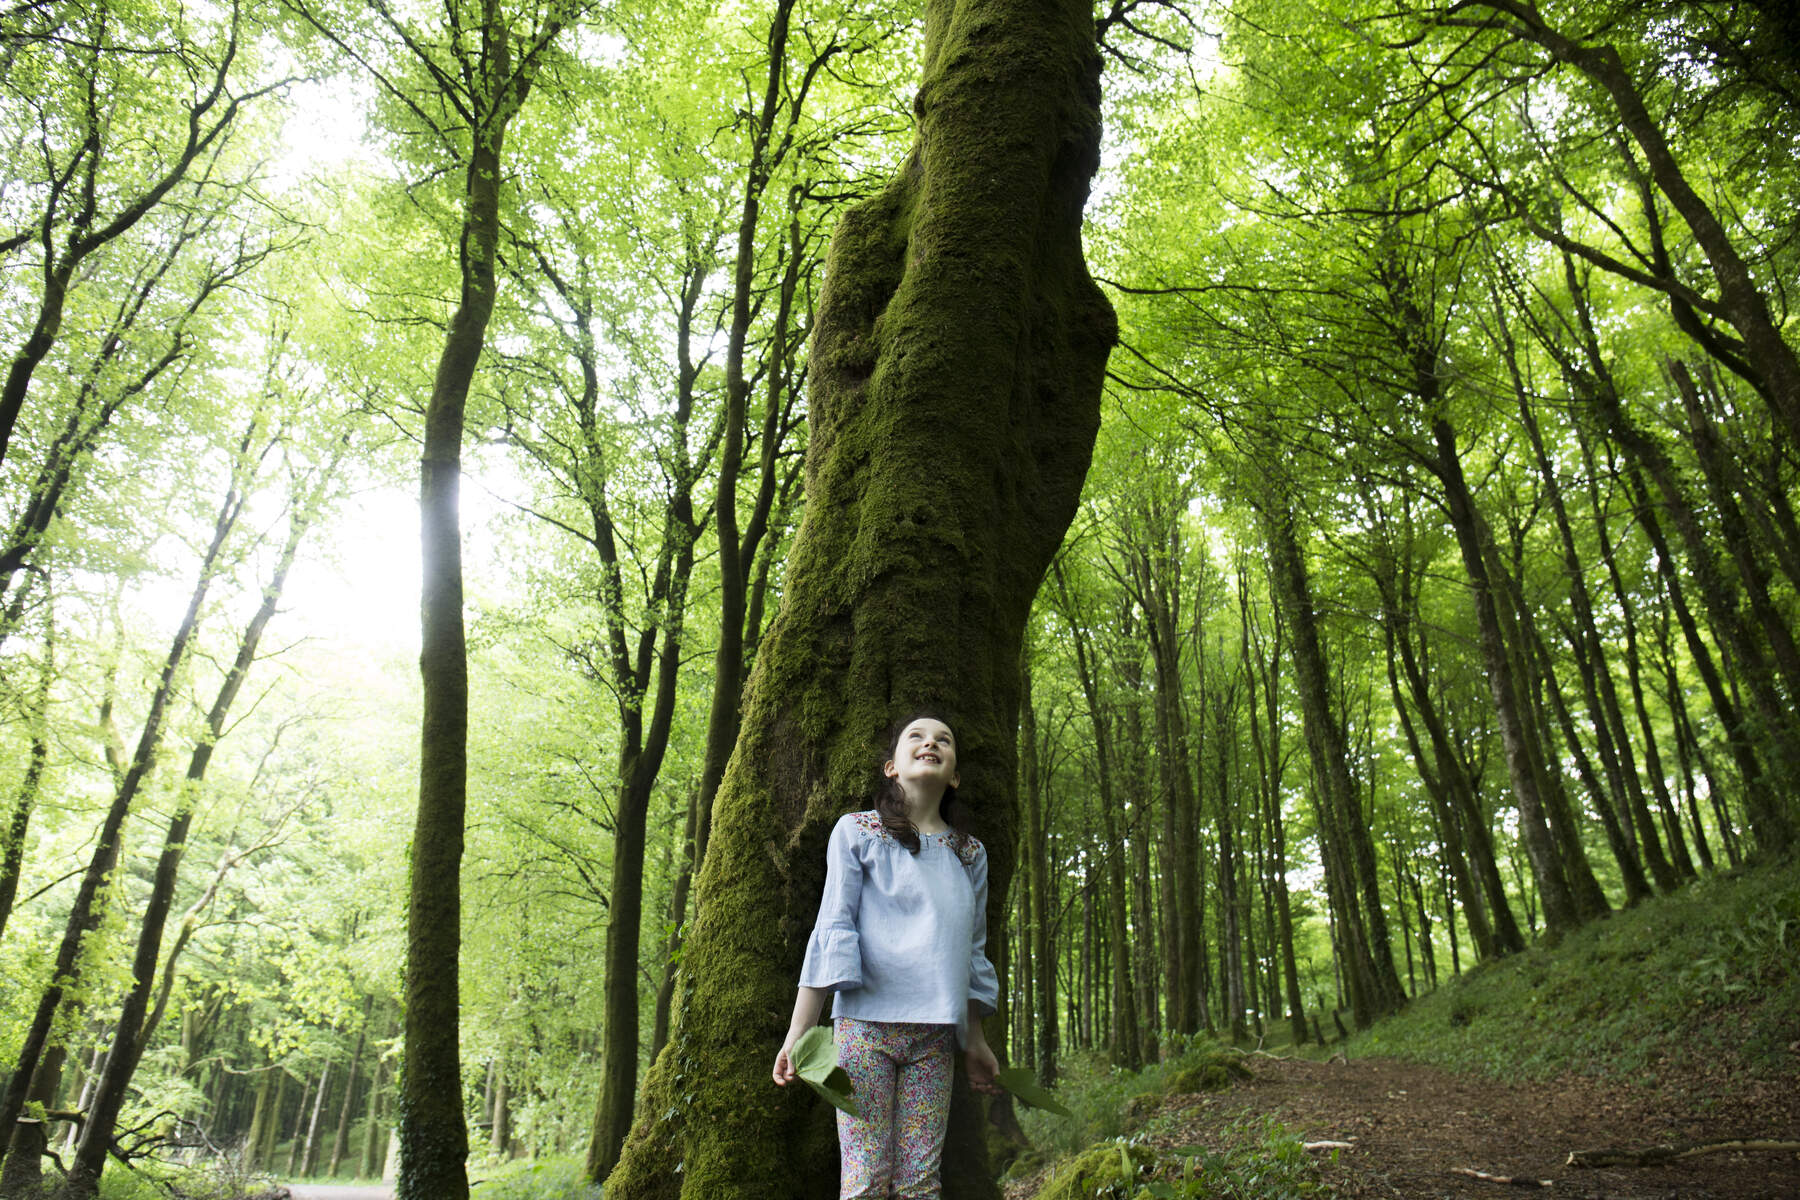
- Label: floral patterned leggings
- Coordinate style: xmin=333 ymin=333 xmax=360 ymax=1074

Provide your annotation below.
xmin=834 ymin=1018 xmax=956 ymax=1199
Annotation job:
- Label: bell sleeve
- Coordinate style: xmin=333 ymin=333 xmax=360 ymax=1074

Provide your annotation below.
xmin=798 ymin=815 xmax=864 ymax=992
xmin=965 ymin=843 xmax=1000 ymax=1017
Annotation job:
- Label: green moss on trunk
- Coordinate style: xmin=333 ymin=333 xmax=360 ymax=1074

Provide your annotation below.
xmin=604 ymin=2 xmax=1114 ymax=1197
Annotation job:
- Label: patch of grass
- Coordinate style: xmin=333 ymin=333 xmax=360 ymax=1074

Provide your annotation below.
xmin=1008 ymin=1040 xmax=1303 ymax=1199
xmin=470 ymin=1155 xmax=601 ymax=1200
xmin=1013 ymin=1037 xmax=1248 ymax=1161
xmin=1022 ymin=1118 xmax=1321 ymax=1200
xmin=1346 ymin=860 xmax=1800 ymax=1084
xmin=93 ymin=1156 xmax=285 ymax=1200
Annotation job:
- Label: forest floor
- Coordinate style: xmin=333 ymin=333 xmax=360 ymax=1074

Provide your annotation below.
xmin=1004 ymin=1051 xmax=1800 ymax=1199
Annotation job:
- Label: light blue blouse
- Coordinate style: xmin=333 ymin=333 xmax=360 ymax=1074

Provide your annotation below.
xmin=798 ymin=810 xmax=1000 ymax=1045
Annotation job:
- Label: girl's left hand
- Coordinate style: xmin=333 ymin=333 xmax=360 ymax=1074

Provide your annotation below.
xmin=965 ymin=1039 xmax=1001 ymax=1095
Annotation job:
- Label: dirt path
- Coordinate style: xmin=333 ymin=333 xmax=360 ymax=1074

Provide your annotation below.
xmin=1011 ymin=1055 xmax=1800 ymax=1199
xmin=284 ymin=1185 xmax=393 ymax=1200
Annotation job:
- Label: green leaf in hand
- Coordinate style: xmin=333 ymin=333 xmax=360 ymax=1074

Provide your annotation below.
xmin=995 ymin=1066 xmax=1072 ymax=1116
xmin=792 ymin=1026 xmax=859 ymax=1117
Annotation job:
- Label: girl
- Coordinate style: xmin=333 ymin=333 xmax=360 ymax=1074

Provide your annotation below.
xmin=772 ymin=712 xmax=1002 ymax=1199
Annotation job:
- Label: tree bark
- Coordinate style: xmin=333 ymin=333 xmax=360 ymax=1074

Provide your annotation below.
xmin=602 ymin=0 xmax=1113 ymax=1191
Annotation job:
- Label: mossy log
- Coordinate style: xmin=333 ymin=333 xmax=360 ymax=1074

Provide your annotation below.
xmin=602 ymin=1 xmax=1115 ymax=1197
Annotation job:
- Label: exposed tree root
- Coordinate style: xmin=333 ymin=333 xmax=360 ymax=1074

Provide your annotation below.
xmin=1567 ymin=1139 xmax=1800 ymax=1168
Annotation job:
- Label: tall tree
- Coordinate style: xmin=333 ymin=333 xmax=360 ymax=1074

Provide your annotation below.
xmin=278 ymin=1 xmax=584 ymax=1194
xmin=603 ymin=0 xmax=1115 ymax=1191
xmin=0 ymin=415 xmax=266 ymax=1170
xmin=57 ymin=430 xmax=343 ymax=1199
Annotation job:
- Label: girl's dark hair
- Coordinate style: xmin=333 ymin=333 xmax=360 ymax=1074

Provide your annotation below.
xmin=874 ymin=708 xmax=972 ymax=855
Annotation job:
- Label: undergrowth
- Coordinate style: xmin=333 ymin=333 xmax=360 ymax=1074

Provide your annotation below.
xmin=1008 ymin=1039 xmax=1313 ymax=1199
xmin=1344 ymin=860 xmax=1800 ymax=1085
xmin=470 ymin=1155 xmax=601 ymax=1200
xmin=1013 ymin=1036 xmax=1249 ymax=1160
xmin=91 ymin=1155 xmax=284 ymax=1200
xmin=1021 ymin=1116 xmax=1320 ymax=1200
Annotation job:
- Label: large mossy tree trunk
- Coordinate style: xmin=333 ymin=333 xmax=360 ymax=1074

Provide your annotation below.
xmin=602 ymin=2 xmax=1114 ymax=1196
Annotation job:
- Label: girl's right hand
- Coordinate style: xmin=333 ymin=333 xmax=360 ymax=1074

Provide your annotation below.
xmin=772 ymin=1038 xmax=798 ymax=1086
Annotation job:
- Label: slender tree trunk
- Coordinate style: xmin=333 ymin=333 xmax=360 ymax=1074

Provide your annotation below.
xmin=1368 ymin=506 xmax=1515 ymax=959
xmin=330 ymin=1007 xmax=371 ymax=1178
xmin=0 ymin=609 xmax=52 ymax=947
xmin=653 ymin=784 xmax=702 ymax=1058
xmin=1246 ymin=587 xmax=1308 ymax=1044
xmin=1624 ymin=462 xmax=1775 ymax=850
xmin=1526 ymin=611 xmax=1644 ymax=898
xmin=1265 ymin=504 xmax=1399 ymax=1024
xmin=1506 ymin=354 xmax=1658 ymax=899
xmin=1382 ymin=619 xmax=1494 ymax=959
xmin=361 ymin=1059 xmax=387 ymax=1180
xmin=404 ymin=9 xmax=573 ymax=1196
xmin=489 ymin=1061 xmax=510 ymax=1159
xmin=262 ymin=1070 xmax=289 ymax=1168
xmin=694 ymin=0 xmax=812 ymax=886
xmin=1668 ymin=358 xmax=1800 ymax=714
xmin=1600 ymin=402 xmax=1799 ymax=854
xmin=0 ymin=1048 xmax=63 ymax=1197
xmin=1021 ymin=669 xmax=1058 ymax=1085
xmin=603 ymin=0 xmax=1114 ymax=1190
xmin=287 ymin=1074 xmax=314 ymax=1176
xmin=584 ymin=383 xmax=702 ymax=1182
xmin=1578 ymin=440 xmax=1694 ymax=881
xmin=1212 ymin=679 xmax=1248 ymax=1041
xmin=1121 ymin=694 xmax=1159 ymax=1058
xmin=301 ymin=1061 xmax=331 ymax=1178
xmin=1427 ymin=417 xmax=1579 ymax=937
xmin=1053 ymin=565 xmax=1141 ymax=1068
xmin=245 ymin=1068 xmax=276 ymax=1168
xmin=1132 ymin=523 xmax=1197 ymax=1039
xmin=61 ymin=467 xmax=319 ymax=1199
xmin=0 ymin=428 xmax=250 ymax=1170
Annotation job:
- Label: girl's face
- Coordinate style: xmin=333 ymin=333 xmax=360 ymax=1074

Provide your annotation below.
xmin=883 ymin=717 xmax=960 ymax=794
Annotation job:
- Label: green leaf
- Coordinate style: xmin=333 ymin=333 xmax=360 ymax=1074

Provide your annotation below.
xmin=792 ymin=1026 xmax=859 ymax=1117
xmin=994 ymin=1066 xmax=1072 ymax=1116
